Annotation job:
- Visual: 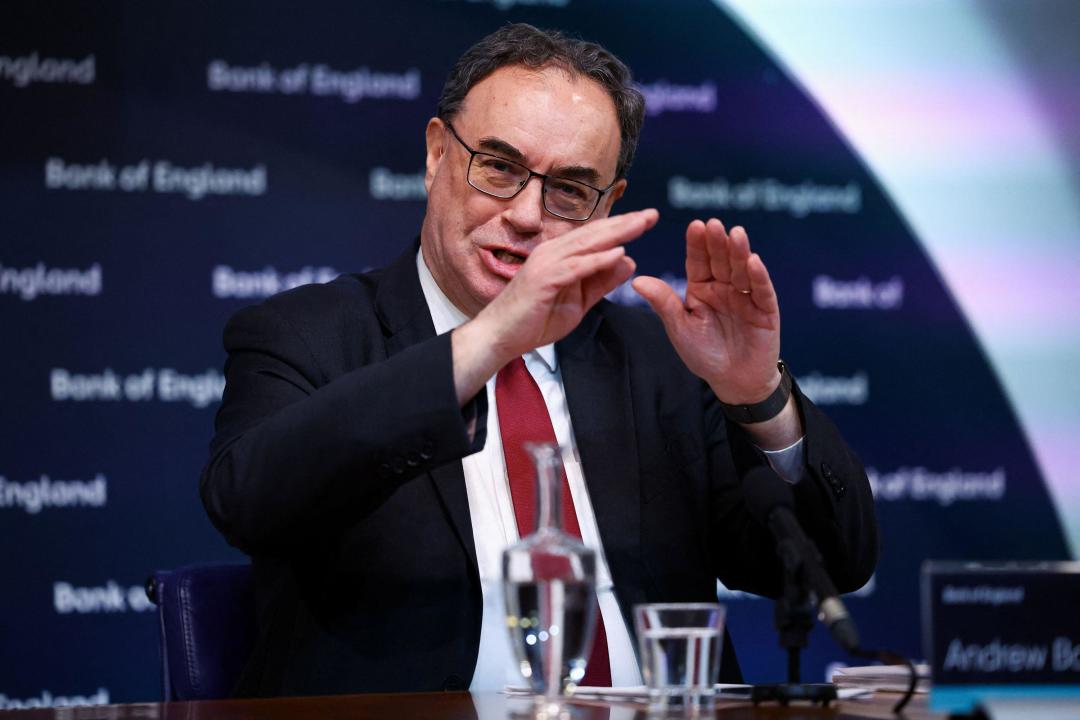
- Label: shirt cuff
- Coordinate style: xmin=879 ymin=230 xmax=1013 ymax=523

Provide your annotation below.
xmin=761 ymin=436 xmax=807 ymax=484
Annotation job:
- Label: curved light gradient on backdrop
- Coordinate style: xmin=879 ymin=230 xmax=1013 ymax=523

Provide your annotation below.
xmin=721 ymin=0 xmax=1080 ymax=556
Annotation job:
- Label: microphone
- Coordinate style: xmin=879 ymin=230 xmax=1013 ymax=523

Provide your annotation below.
xmin=742 ymin=466 xmax=860 ymax=652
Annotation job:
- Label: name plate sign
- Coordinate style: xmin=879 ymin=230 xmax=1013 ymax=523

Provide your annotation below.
xmin=922 ymin=561 xmax=1080 ymax=712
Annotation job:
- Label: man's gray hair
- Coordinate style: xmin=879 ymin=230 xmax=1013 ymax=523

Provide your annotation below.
xmin=436 ymin=23 xmax=646 ymax=181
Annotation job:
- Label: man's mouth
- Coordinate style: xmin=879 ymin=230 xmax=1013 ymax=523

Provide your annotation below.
xmin=491 ymin=248 xmax=527 ymax=265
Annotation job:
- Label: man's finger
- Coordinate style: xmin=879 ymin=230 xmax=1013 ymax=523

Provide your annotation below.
xmin=685 ymin=220 xmax=713 ymax=283
xmin=550 ymin=246 xmax=629 ymax=287
xmin=726 ymin=225 xmax=752 ymax=292
xmin=560 ymin=208 xmax=659 ymax=258
xmin=631 ymin=276 xmax=686 ymax=328
xmin=704 ymin=218 xmax=733 ymax=286
xmin=747 ymin=253 xmax=779 ymax=315
xmin=582 ymin=256 xmax=636 ymax=309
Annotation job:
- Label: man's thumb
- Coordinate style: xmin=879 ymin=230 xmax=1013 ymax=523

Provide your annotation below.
xmin=631 ymin=276 xmax=682 ymax=324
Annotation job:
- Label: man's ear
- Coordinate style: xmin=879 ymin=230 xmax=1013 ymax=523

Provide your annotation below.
xmin=424 ymin=117 xmax=447 ymax=193
xmin=596 ymin=178 xmax=627 ymax=218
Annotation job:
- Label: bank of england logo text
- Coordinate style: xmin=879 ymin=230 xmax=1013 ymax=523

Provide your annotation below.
xmin=0 ymin=474 xmax=107 ymax=514
xmin=50 ymin=368 xmax=225 ymax=408
xmin=0 ymin=263 xmax=101 ymax=301
xmin=0 ymin=53 xmax=94 ymax=87
xmin=45 ymin=158 xmax=267 ymax=200
xmin=868 ymin=466 xmax=1006 ymax=506
xmin=208 ymin=60 xmax=420 ymax=104
xmin=669 ymin=176 xmax=861 ymax=217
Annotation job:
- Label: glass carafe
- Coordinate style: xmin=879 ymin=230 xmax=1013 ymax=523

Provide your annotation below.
xmin=502 ymin=442 xmax=598 ymax=702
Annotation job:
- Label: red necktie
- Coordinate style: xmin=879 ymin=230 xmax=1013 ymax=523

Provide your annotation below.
xmin=496 ymin=357 xmax=611 ymax=687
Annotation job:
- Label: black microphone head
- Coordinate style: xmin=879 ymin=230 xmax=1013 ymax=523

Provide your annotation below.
xmin=741 ymin=466 xmax=795 ymax=527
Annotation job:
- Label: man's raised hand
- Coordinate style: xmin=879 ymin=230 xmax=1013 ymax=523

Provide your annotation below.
xmin=632 ymin=218 xmax=781 ymax=406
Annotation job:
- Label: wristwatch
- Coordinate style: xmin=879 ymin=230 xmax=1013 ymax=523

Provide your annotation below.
xmin=719 ymin=360 xmax=792 ymax=424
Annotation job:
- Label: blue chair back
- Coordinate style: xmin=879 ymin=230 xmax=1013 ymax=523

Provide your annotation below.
xmin=147 ymin=563 xmax=256 ymax=700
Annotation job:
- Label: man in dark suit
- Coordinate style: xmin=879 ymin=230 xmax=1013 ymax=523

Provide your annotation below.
xmin=201 ymin=24 xmax=877 ymax=696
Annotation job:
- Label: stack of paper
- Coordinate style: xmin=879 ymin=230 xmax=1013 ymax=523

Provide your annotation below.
xmin=830 ymin=664 xmax=931 ymax=693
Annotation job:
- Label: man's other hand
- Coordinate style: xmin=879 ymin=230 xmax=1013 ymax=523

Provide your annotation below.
xmin=632 ymin=219 xmax=802 ymax=448
xmin=451 ymin=208 xmax=658 ymax=404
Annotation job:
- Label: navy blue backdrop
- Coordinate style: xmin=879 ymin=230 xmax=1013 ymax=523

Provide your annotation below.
xmin=0 ymin=0 xmax=1069 ymax=706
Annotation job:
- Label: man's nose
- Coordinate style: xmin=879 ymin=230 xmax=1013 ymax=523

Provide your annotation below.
xmin=501 ymin=176 xmax=545 ymax=234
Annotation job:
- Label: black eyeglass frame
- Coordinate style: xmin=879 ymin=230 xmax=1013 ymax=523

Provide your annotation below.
xmin=444 ymin=121 xmax=617 ymax=222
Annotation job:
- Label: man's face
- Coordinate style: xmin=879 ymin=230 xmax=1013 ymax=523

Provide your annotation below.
xmin=420 ymin=64 xmax=626 ymax=317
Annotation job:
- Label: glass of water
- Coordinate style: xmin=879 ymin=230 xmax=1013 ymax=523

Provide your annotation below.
xmin=634 ymin=603 xmax=726 ymax=713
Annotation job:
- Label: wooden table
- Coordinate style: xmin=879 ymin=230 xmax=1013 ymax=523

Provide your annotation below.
xmin=0 ymin=691 xmax=941 ymax=720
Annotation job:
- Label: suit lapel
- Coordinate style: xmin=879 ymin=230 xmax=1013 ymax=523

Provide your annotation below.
xmin=557 ymin=306 xmax=645 ymax=611
xmin=374 ymin=241 xmax=478 ymax=574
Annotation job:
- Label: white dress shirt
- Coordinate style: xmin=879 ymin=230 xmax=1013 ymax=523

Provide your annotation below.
xmin=415 ymin=250 xmax=805 ymax=690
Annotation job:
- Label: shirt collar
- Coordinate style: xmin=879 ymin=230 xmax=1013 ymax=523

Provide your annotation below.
xmin=415 ymin=249 xmax=557 ymax=374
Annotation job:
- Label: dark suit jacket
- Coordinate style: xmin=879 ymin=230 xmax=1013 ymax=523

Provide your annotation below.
xmin=200 ymin=240 xmax=878 ymax=696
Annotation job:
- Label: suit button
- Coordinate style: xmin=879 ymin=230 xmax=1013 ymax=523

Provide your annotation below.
xmin=377 ymin=463 xmax=392 ymax=479
xmin=420 ymin=439 xmax=436 ymax=461
xmin=820 ymin=462 xmax=845 ymax=497
xmin=442 ymin=673 xmax=466 ymax=691
xmin=391 ymin=457 xmax=406 ymax=475
xmin=406 ymin=449 xmax=422 ymax=467
xmin=820 ymin=464 xmax=846 ymax=498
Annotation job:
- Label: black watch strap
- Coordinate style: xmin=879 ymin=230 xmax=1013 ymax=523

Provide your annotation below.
xmin=719 ymin=360 xmax=792 ymax=424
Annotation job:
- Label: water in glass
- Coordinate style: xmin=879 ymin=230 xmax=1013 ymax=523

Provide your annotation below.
xmin=502 ymin=442 xmax=598 ymax=700
xmin=635 ymin=603 xmax=726 ymax=713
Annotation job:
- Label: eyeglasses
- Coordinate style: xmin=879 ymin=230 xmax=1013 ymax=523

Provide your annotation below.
xmin=445 ymin=122 xmax=616 ymax=222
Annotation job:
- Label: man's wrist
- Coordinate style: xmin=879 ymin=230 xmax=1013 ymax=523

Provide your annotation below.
xmin=468 ymin=308 xmax=519 ymax=369
xmin=450 ymin=319 xmax=509 ymax=405
xmin=718 ymin=360 xmax=792 ymax=424
xmin=734 ymin=392 xmax=803 ymax=450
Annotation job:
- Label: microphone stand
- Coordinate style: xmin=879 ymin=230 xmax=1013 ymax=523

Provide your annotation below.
xmin=750 ymin=533 xmax=838 ymax=706
xmin=777 ymin=535 xmax=816 ymax=685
